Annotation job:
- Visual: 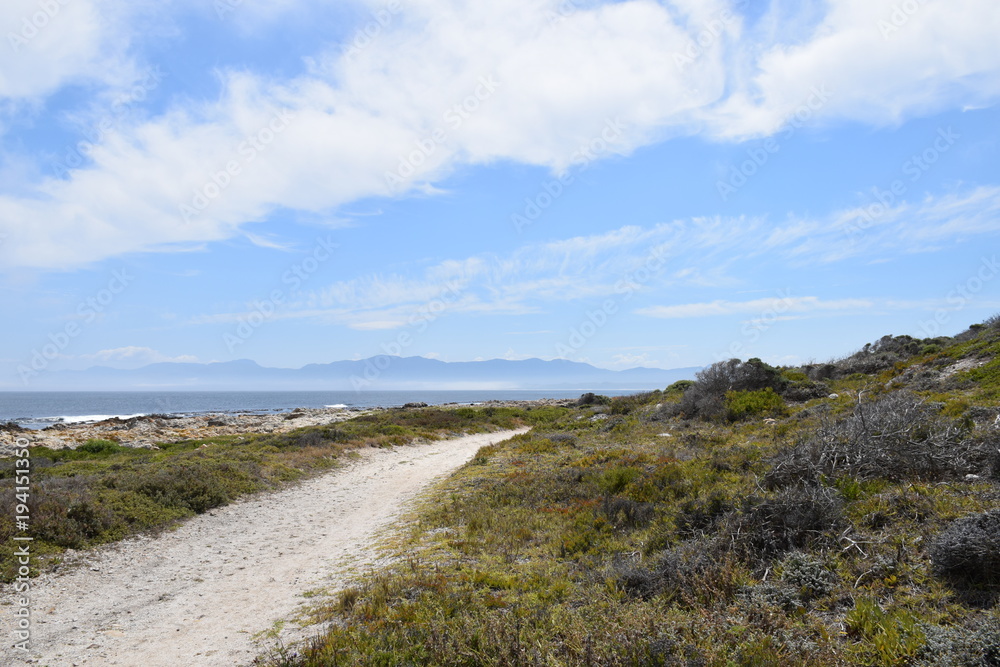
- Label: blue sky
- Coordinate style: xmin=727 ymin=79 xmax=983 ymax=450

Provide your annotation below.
xmin=1 ymin=0 xmax=999 ymax=388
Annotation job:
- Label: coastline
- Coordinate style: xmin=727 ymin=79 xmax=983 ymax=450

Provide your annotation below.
xmin=0 ymin=398 xmax=576 ymax=455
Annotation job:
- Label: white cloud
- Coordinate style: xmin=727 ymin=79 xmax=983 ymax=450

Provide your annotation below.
xmin=636 ymin=296 xmax=874 ymax=319
xmin=611 ymin=352 xmax=658 ymax=368
xmin=0 ymin=0 xmax=141 ymax=101
xmin=502 ymin=348 xmax=533 ymax=361
xmin=1 ymin=0 xmax=104 ymax=99
xmin=1 ymin=0 xmax=998 ymax=271
xmin=78 ymin=346 xmax=199 ymax=368
xmin=712 ymin=0 xmax=1000 ymax=136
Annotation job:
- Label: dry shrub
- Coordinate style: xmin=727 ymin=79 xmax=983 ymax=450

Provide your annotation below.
xmin=725 ymin=485 xmax=845 ymax=564
xmin=917 ymin=616 xmax=1000 ymax=666
xmin=601 ymin=496 xmax=655 ymax=530
xmin=930 ymin=510 xmax=1000 ymax=589
xmin=656 ymin=538 xmax=741 ymax=605
xmin=767 ymin=391 xmax=986 ymax=486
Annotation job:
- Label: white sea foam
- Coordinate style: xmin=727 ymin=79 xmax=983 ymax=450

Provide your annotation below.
xmin=50 ymin=413 xmax=148 ymax=425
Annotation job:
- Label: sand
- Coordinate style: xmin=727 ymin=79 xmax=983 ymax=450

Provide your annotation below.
xmin=1 ymin=428 xmax=528 ymax=666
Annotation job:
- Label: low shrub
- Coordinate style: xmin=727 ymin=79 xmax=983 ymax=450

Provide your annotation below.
xmin=664 ymin=379 xmax=696 ymax=395
xmin=77 ymin=439 xmax=125 ymax=455
xmin=781 ymin=379 xmax=831 ymax=402
xmin=779 ymin=551 xmax=838 ymax=600
xmin=835 ymin=335 xmax=929 ymax=377
xmin=609 ymin=391 xmax=661 ymax=415
xmin=675 ymin=492 xmax=734 ymax=539
xmin=767 ymin=391 xmax=986 ymax=486
xmin=726 ymin=485 xmax=845 ymax=564
xmin=929 ymin=509 xmax=1000 ymax=588
xmin=724 ymin=388 xmax=786 ymax=421
xmin=598 ymin=466 xmax=642 ymax=495
xmin=117 ymin=463 xmax=244 ymax=514
xmin=655 ymin=538 xmax=741 ymax=606
xmin=28 ymin=477 xmax=116 ymax=548
xmin=577 ymin=392 xmax=611 ymax=406
xmin=600 ymin=496 xmax=655 ymax=530
xmin=917 ymin=617 xmax=1000 ymax=666
xmin=611 ymin=559 xmax=661 ymax=600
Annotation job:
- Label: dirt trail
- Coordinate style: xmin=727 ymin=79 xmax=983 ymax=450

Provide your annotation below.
xmin=2 ymin=429 xmax=527 ymax=666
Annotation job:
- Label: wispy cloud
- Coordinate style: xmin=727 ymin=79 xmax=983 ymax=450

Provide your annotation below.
xmin=637 ymin=296 xmax=874 ymax=319
xmin=78 ymin=346 xmax=199 ymax=367
xmin=188 ymin=185 xmax=1000 ymax=331
xmin=243 ymin=232 xmax=297 ymax=251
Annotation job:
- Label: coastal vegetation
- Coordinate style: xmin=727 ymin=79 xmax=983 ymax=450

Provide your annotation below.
xmin=0 ymin=407 xmax=533 ymax=581
xmin=3 ymin=317 xmax=1000 ymax=664
xmin=260 ymin=317 xmax=1000 ymax=666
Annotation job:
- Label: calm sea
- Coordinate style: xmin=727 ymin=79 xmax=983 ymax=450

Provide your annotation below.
xmin=0 ymin=390 xmax=624 ymax=429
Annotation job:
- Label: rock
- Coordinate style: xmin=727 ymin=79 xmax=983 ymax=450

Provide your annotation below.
xmin=1 ymin=421 xmax=26 ymax=432
xmin=402 ymin=402 xmax=429 ymax=409
xmin=828 ymin=393 xmax=840 ymax=399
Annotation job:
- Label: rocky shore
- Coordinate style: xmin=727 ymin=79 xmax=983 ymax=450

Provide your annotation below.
xmin=0 ymin=406 xmax=365 ymax=455
xmin=0 ymin=397 xmax=578 ymax=456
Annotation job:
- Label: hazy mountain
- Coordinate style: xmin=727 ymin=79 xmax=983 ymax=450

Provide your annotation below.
xmin=19 ymin=357 xmax=700 ymax=391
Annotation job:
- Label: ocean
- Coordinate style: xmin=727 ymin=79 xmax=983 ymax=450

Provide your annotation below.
xmin=0 ymin=389 xmax=627 ymax=429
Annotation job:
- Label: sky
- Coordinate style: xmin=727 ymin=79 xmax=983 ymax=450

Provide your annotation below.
xmin=1 ymin=0 xmax=999 ymax=388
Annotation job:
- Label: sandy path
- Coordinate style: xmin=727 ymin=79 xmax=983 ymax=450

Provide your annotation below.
xmin=2 ymin=429 xmax=527 ymax=666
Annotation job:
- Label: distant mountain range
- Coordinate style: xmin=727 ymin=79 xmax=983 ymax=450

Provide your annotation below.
xmin=17 ymin=357 xmax=700 ymax=391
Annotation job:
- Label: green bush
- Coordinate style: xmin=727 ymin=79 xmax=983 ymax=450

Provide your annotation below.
xmin=598 ymin=466 xmax=642 ymax=495
xmin=676 ymin=358 xmax=786 ymax=420
xmin=609 ymin=391 xmax=661 ymax=415
xmin=724 ymin=387 xmax=786 ymax=421
xmin=77 ymin=439 xmax=125 ymax=455
xmin=665 ymin=379 xmax=695 ymax=394
xmin=29 ymin=477 xmax=116 ymax=548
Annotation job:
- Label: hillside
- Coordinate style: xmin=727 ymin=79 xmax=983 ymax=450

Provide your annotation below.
xmin=15 ymin=357 xmax=700 ymax=391
xmin=262 ymin=317 xmax=1000 ymax=666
